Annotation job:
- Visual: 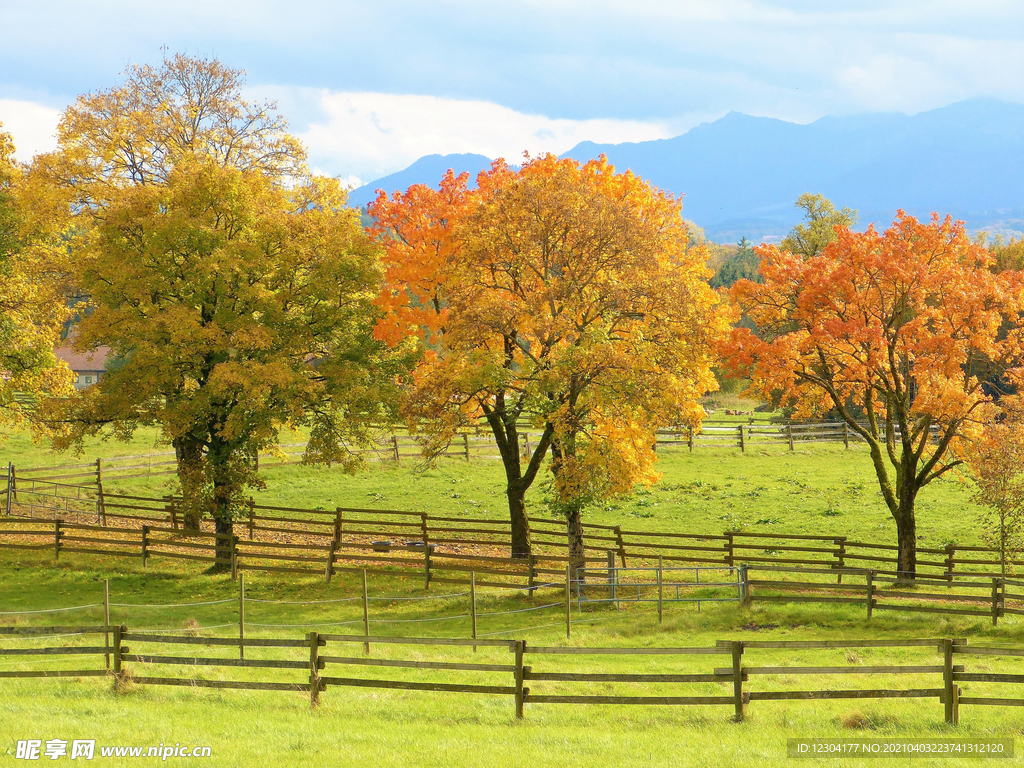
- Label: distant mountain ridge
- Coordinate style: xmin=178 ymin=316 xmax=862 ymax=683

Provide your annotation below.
xmin=346 ymin=153 xmax=492 ymax=208
xmin=348 ymin=99 xmax=1024 ymax=242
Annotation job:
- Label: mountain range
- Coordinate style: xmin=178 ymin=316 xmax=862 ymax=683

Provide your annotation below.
xmin=347 ymin=98 xmax=1024 ymax=243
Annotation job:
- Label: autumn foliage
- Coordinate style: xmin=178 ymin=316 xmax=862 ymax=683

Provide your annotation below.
xmin=727 ymin=212 xmax=1024 ymax=579
xmin=372 ymin=154 xmax=726 ymax=562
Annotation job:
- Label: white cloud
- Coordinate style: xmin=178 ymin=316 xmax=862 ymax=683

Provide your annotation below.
xmin=0 ymin=100 xmax=61 ymax=161
xmin=297 ymin=91 xmax=673 ymax=182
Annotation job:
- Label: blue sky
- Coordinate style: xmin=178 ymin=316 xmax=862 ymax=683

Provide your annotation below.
xmin=3 ymin=0 xmax=1024 ymax=185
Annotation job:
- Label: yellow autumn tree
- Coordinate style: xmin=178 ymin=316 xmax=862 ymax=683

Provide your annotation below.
xmin=41 ymin=157 xmax=395 ymax=560
xmin=373 ymin=155 xmax=727 ymax=568
xmin=32 ymin=55 xmax=400 ymax=548
xmin=0 ymin=124 xmax=72 ymax=424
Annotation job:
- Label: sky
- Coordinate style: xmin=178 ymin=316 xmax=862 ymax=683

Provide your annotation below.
xmin=2 ymin=0 xmax=1024 ymax=186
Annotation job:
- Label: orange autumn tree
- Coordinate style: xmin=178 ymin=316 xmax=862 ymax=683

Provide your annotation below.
xmin=372 ymin=155 xmax=725 ymax=565
xmin=727 ymin=212 xmax=1024 ymax=581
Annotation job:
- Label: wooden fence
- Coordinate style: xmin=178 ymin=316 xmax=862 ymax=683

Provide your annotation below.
xmin=8 ymin=489 xmax=1024 ymax=585
xmin=0 ymin=419 xmax=891 ymax=495
xmin=744 ymin=565 xmax=1024 ymax=626
xmin=4 ymin=624 xmax=1024 ymax=725
xmin=6 ymin=491 xmax=1024 ymax=588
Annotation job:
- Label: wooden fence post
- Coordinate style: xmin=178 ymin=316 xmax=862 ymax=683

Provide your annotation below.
xmin=140 ymin=525 xmax=149 ymax=567
xmin=945 ymin=544 xmax=956 ymax=586
xmin=238 ymin=572 xmax=245 ymax=660
xmin=687 ymin=427 xmax=694 ymax=452
xmin=992 ymin=578 xmax=1002 ymax=626
xmin=9 ymin=464 xmax=16 ymax=505
xmin=53 ymin=520 xmax=61 ymax=561
xmin=565 ymin=565 xmax=571 ymax=640
xmin=247 ymin=499 xmax=255 ymax=540
xmin=4 ymin=462 xmax=12 ymax=516
xmin=392 ymin=435 xmax=400 ymax=462
xmin=866 ymin=571 xmax=874 ymax=619
xmin=97 ymin=480 xmax=106 ymax=527
xmin=424 ymin=545 xmax=432 ymax=590
xmin=231 ymin=535 xmax=239 ymax=580
xmin=113 ymin=624 xmax=124 ymax=676
xmin=514 ymin=640 xmax=526 ymax=719
xmin=738 ymin=425 xmax=745 ymax=453
xmin=835 ymin=537 xmax=847 ymax=584
xmin=470 ymin=571 xmax=478 ymax=650
xmin=657 ymin=555 xmax=664 ymax=624
xmin=324 ymin=540 xmax=336 ymax=584
xmin=731 ymin=640 xmax=745 ymax=722
xmin=362 ymin=569 xmax=370 ymax=655
xmin=103 ymin=579 xmax=111 ymax=670
xmin=527 ymin=555 xmax=537 ymax=594
xmin=96 ymin=457 xmax=103 ymax=486
xmin=725 ymin=532 xmax=735 ymax=568
xmin=614 ymin=526 xmax=626 ymax=567
xmin=607 ymin=550 xmax=617 ymax=607
xmin=463 ymin=433 xmax=471 ymax=462
xmin=308 ymin=631 xmax=321 ymax=708
xmin=167 ymin=497 xmax=178 ymax=531
xmin=334 ymin=508 xmax=344 ymax=544
xmin=787 ymin=424 xmax=794 ymax=451
xmin=943 ymin=638 xmax=954 ymax=724
xmin=739 ymin=564 xmax=750 ymax=606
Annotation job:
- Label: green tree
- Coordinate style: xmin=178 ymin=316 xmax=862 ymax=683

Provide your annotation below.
xmin=780 ymin=193 xmax=857 ymax=258
xmin=710 ymin=237 xmax=761 ymax=289
xmin=965 ymin=398 xmax=1024 ymax=578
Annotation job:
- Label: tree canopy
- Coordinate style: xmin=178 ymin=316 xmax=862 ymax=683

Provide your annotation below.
xmin=780 ymin=193 xmax=858 ymax=259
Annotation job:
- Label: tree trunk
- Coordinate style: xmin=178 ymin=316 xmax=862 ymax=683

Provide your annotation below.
xmin=483 ymin=406 xmax=553 ymax=559
xmin=214 ymin=515 xmax=234 ymax=573
xmin=506 ymin=484 xmax=532 ymax=559
xmin=173 ymin=435 xmax=206 ymax=531
xmin=208 ymin=438 xmax=235 ymax=572
xmin=566 ymin=503 xmax=586 ymax=580
xmin=895 ymin=499 xmax=917 ymax=584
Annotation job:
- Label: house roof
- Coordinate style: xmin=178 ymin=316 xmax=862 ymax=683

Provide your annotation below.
xmin=54 ymin=346 xmax=111 ymax=373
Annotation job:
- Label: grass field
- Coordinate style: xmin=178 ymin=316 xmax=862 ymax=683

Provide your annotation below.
xmin=2 ymin=429 xmax=1018 ymax=766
